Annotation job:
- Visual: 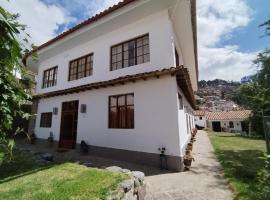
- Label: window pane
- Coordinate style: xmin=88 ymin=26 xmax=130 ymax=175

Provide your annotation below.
xmin=117 ymin=45 xmax=122 ymax=53
xmin=112 ymin=55 xmax=117 ymax=63
xmin=137 ymin=56 xmax=143 ymax=64
xmin=126 ymin=106 xmax=134 ymax=128
xmin=144 ymin=54 xmax=150 ymax=62
xmin=137 ymin=38 xmax=143 ymax=47
xmin=143 ymin=45 xmax=149 ymax=54
xmin=123 ymin=60 xmax=129 ymax=68
xmin=126 ymin=94 xmax=134 ymax=105
xmin=109 ymin=107 xmax=117 ymax=128
xmin=124 ymin=43 xmax=129 ymax=51
xmin=119 ymin=107 xmax=126 ymax=128
xmin=137 ymin=46 xmax=143 ymax=56
xmin=117 ymin=53 xmax=122 ymax=62
xmin=112 ymin=47 xmax=117 ymax=55
xmin=118 ymin=95 xmax=125 ymax=106
xmin=143 ymin=35 xmax=149 ymax=45
xmin=110 ymin=96 xmax=117 ymax=107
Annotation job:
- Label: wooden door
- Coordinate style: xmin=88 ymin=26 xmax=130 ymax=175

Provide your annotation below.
xmin=212 ymin=121 xmax=221 ymax=132
xmin=59 ymin=100 xmax=78 ymax=149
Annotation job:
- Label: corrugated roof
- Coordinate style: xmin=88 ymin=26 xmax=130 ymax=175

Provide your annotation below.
xmin=206 ymin=110 xmax=252 ymax=120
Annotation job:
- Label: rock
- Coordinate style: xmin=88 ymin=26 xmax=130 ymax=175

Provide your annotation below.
xmin=106 ymin=166 xmax=123 ymax=173
xmin=132 ymin=171 xmax=145 ymax=183
xmin=120 ymin=179 xmax=134 ymax=192
xmin=106 ymin=188 xmax=125 ymax=200
xmin=42 ymin=153 xmax=54 ymax=162
xmin=134 ymin=179 xmax=140 ymax=188
xmin=123 ymin=190 xmax=137 ymax=200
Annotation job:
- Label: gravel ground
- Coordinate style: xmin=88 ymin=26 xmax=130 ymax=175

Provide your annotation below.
xmin=145 ymin=130 xmax=233 ymax=200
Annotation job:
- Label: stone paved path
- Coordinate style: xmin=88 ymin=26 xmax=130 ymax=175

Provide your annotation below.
xmin=145 ymin=130 xmax=233 ymax=200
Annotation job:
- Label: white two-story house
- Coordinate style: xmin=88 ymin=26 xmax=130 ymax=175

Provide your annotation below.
xmin=25 ymin=0 xmax=198 ymax=171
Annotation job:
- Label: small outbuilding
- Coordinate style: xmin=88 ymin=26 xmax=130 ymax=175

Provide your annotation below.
xmin=194 ymin=110 xmax=206 ymax=129
xmin=193 ymin=110 xmax=252 ymax=134
xmin=206 ymin=110 xmax=251 ymax=133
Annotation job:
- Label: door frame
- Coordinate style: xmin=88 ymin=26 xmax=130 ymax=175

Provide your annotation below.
xmin=59 ymin=100 xmax=79 ymax=149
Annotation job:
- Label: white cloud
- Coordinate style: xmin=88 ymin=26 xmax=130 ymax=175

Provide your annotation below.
xmin=197 ymin=0 xmax=258 ymax=81
xmin=0 ymin=0 xmax=72 ymax=45
xmin=87 ymin=0 xmax=121 ymax=16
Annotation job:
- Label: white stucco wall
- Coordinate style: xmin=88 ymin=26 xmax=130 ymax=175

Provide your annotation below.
xmin=176 ymin=86 xmax=194 ymax=156
xmin=194 ymin=116 xmax=206 ymax=127
xmin=35 ymin=75 xmax=183 ymax=157
xmin=34 ymin=10 xmax=184 ymax=95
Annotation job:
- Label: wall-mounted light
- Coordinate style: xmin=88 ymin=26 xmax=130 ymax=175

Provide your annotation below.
xmin=81 ymin=104 xmax=87 ymax=113
xmin=53 ymin=107 xmax=58 ymax=115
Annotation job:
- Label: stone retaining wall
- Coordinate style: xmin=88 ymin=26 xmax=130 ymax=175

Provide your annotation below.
xmin=106 ymin=166 xmax=146 ymax=200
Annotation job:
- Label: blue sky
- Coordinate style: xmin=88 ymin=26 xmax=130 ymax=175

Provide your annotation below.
xmin=1 ymin=0 xmax=269 ymax=81
xmin=220 ymin=0 xmax=270 ymax=52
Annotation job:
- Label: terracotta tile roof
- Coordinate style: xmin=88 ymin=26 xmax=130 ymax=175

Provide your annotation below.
xmin=34 ymin=66 xmax=196 ymax=108
xmin=193 ymin=110 xmax=205 ymax=116
xmin=206 ymin=110 xmax=252 ymax=121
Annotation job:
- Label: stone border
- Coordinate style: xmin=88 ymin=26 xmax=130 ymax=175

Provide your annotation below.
xmin=106 ymin=166 xmax=146 ymax=200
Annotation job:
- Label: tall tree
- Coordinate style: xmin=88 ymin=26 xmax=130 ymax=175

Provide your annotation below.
xmin=0 ymin=6 xmax=34 ymax=162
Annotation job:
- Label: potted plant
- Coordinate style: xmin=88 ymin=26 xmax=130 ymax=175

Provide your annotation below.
xmin=186 ymin=142 xmax=193 ymax=151
xmin=184 ymin=154 xmax=194 ymax=168
xmin=184 ymin=150 xmax=194 ymax=169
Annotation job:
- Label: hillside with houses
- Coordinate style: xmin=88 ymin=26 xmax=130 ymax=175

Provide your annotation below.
xmin=195 ymin=79 xmax=244 ymax=112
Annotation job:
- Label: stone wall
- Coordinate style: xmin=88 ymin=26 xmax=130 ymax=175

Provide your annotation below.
xmin=106 ymin=166 xmax=146 ymax=200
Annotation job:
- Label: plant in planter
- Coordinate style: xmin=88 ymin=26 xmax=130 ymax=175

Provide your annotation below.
xmin=191 ymin=128 xmax=197 ymax=137
xmin=190 ymin=135 xmax=196 ymax=143
xmin=184 ymin=154 xmax=194 ymax=169
xmin=158 ymin=147 xmax=167 ymax=170
xmin=186 ymin=143 xmax=193 ymax=151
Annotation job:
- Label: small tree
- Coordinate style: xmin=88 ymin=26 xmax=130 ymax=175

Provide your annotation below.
xmin=0 ymin=6 xmax=35 ymax=162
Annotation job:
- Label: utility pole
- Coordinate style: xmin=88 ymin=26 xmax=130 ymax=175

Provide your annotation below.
xmin=262 ymin=110 xmax=270 ymax=154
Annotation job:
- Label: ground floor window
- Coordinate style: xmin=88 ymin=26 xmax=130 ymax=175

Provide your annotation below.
xmin=40 ymin=112 xmax=52 ymax=127
xmin=109 ymin=93 xmax=134 ymax=129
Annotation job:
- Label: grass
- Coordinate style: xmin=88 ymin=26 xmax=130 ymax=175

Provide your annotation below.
xmin=0 ymin=150 xmax=127 ymax=200
xmin=208 ymin=131 xmax=266 ymax=200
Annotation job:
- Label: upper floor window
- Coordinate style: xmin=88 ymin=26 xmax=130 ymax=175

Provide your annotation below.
xmin=42 ymin=66 xmax=58 ymax=88
xmin=40 ymin=112 xmax=52 ymax=127
xmin=69 ymin=54 xmax=93 ymax=81
xmin=109 ymin=93 xmax=134 ymax=129
xmin=111 ymin=34 xmax=150 ymax=71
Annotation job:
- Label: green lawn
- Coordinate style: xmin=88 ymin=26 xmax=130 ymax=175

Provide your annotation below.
xmin=0 ymin=150 xmax=127 ymax=200
xmin=208 ymin=132 xmax=266 ymax=200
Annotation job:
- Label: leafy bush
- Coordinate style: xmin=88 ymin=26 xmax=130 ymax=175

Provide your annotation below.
xmin=253 ymin=154 xmax=270 ymax=200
